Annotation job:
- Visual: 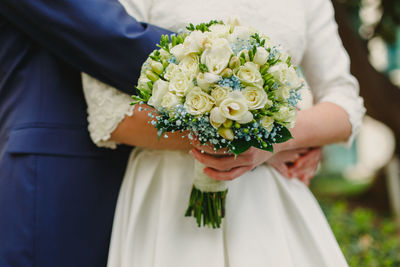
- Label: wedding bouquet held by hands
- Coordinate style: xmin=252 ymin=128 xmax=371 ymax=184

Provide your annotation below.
xmin=131 ymin=19 xmax=304 ymax=228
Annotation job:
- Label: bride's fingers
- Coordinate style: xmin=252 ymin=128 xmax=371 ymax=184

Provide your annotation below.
xmin=203 ymin=165 xmax=255 ymax=181
xmin=191 ymin=140 xmax=230 ymax=155
xmin=270 ymin=162 xmax=291 ymax=178
xmin=190 ymin=149 xmax=248 ymax=171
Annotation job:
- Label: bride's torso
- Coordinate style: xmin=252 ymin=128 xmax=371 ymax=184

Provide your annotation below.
xmin=120 ymin=0 xmax=307 ymax=65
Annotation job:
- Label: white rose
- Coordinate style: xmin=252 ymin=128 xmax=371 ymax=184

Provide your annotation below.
xmin=164 ymin=64 xmax=179 ymax=81
xmin=179 ymin=54 xmax=199 ymax=79
xmin=242 ymin=86 xmax=271 ymax=110
xmin=273 ymin=106 xmax=297 ymax=128
xmin=161 ymin=92 xmax=181 ymax=110
xmin=219 ymin=91 xmax=253 ymax=123
xmin=184 ymin=87 xmax=215 ymax=116
xmin=196 ymin=72 xmax=221 ymax=90
xmin=209 ymin=24 xmax=231 ymax=38
xmin=211 ymin=86 xmax=232 ymax=106
xmin=169 ymin=70 xmax=194 ymax=97
xmin=210 ymin=107 xmax=226 ymax=129
xmin=275 ymin=86 xmax=291 ymax=101
xmin=268 ymin=63 xmax=301 ymax=89
xmin=260 ymin=116 xmax=274 ymax=132
xmin=201 ymin=38 xmax=233 ymax=75
xmin=236 ymin=62 xmax=263 ymax=88
xmin=182 ymin=30 xmax=211 ymax=55
xmin=147 ymin=80 xmax=169 ymax=108
xmin=253 ymin=46 xmax=269 ymax=66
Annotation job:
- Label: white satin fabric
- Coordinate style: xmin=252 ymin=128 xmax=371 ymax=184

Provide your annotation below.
xmin=107 ymin=149 xmax=348 ymax=267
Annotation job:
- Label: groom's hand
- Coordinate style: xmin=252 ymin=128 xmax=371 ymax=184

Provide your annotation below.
xmin=189 ymin=141 xmax=272 ymax=181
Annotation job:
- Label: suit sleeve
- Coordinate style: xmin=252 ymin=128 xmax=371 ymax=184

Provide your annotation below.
xmin=0 ymin=0 xmax=172 ymax=94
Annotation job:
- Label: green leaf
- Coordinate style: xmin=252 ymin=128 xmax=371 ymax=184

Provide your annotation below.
xmin=229 ymin=139 xmax=252 ymax=155
xmin=274 ymin=125 xmax=293 ymax=143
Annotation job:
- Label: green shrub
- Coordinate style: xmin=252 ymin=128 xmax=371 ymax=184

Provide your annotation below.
xmin=320 ymin=200 xmax=400 ymax=266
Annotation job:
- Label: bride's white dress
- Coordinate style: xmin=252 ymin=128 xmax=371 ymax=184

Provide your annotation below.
xmin=81 ymin=0 xmax=365 ymax=266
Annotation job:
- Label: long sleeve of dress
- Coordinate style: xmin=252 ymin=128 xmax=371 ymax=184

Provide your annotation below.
xmin=81 ymin=73 xmax=135 ymax=149
xmin=301 ymin=0 xmax=366 ymax=146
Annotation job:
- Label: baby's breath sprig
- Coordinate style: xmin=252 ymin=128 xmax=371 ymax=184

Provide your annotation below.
xmin=186 ymin=20 xmax=223 ymax=32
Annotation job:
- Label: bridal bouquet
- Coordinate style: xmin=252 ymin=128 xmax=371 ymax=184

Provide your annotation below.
xmin=131 ymin=19 xmax=303 ymax=228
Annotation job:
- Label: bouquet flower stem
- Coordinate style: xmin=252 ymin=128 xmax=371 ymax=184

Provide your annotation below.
xmin=185 ymin=160 xmax=228 ymax=228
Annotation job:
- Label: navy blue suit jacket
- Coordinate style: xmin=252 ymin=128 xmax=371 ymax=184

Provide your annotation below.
xmin=0 ymin=1 xmax=170 ymax=266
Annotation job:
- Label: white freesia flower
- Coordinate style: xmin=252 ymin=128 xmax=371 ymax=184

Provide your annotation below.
xmin=201 ymin=38 xmax=233 ymax=75
xmin=228 ymin=26 xmax=252 ymax=43
xmin=260 ymin=116 xmax=274 ymax=132
xmin=278 ymin=46 xmax=290 ymax=63
xmin=219 ymin=91 xmax=253 ymax=123
xmin=260 ymin=35 xmax=275 ymax=49
xmin=147 ymin=80 xmax=170 ymax=108
xmin=184 ymin=87 xmax=215 ymax=116
xmin=236 ymin=62 xmax=263 ymax=88
xmin=159 ymin=48 xmax=172 ymax=60
xmin=218 ymin=127 xmax=234 ymax=141
xmin=227 ymin=17 xmax=241 ymax=32
xmin=209 ymin=24 xmax=231 ymax=38
xmin=253 ymin=46 xmax=269 ymax=66
xmin=211 ymin=86 xmax=232 ymax=106
xmin=237 ymin=49 xmax=250 ymax=62
xmin=170 ymin=44 xmax=185 ymax=62
xmin=242 ymin=86 xmax=271 ymax=110
xmin=137 ymin=75 xmax=152 ymax=92
xmin=179 ymin=54 xmax=200 ymax=79
xmin=273 ymin=106 xmax=297 ymax=128
xmin=161 ymin=92 xmax=181 ymax=110
xmin=196 ymin=72 xmax=221 ymax=90
xmin=169 ymin=70 xmax=194 ymax=96
xmin=268 ymin=63 xmax=302 ymax=89
xmin=209 ymin=107 xmax=226 ymax=129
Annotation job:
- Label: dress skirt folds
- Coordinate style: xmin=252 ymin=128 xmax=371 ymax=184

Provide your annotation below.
xmin=107 ymin=149 xmax=348 ymax=267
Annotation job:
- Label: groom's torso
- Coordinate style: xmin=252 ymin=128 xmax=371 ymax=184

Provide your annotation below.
xmin=0 ymin=16 xmax=130 ymax=267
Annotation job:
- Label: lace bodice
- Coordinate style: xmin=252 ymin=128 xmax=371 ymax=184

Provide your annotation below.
xmin=82 ymin=0 xmax=365 ymax=148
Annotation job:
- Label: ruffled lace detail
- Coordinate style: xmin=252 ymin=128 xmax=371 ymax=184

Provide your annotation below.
xmin=81 ymin=73 xmax=135 ymax=149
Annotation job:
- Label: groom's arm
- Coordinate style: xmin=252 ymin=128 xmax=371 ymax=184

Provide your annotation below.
xmin=0 ymin=0 xmax=171 ymax=94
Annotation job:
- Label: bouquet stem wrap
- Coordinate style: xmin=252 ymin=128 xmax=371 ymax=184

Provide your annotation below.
xmin=185 ymin=160 xmax=228 ymax=228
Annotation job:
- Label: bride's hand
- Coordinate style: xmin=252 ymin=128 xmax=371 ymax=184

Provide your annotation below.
xmin=267 ymin=148 xmax=310 ymax=177
xmin=268 ymin=147 xmax=322 ymax=186
xmin=189 ymin=140 xmax=273 ymax=181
